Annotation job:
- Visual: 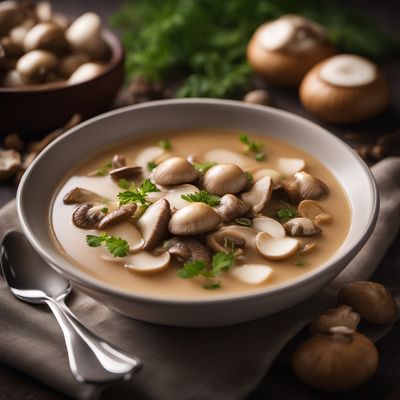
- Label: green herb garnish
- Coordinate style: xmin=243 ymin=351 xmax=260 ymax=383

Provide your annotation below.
xmin=295 ymin=259 xmax=305 ymax=267
xmin=177 ymin=260 xmax=206 ymax=279
xmin=239 ymin=133 xmax=266 ymax=161
xmin=245 ymin=172 xmax=253 ymax=182
xmin=255 ymin=152 xmax=266 ymax=162
xmin=94 ymin=161 xmax=112 ymax=176
xmin=100 ymin=207 xmax=109 ymax=214
xmin=181 ymin=190 xmax=221 ymax=206
xmin=159 ymin=139 xmax=171 ymax=150
xmin=117 ymin=178 xmax=159 ymax=205
xmin=202 ymin=281 xmax=221 ymax=290
xmin=147 ymin=161 xmax=157 ymax=171
xmin=235 ymin=217 xmax=252 ymax=227
xmin=86 ymin=233 xmax=129 ymax=258
xmin=274 ymin=207 xmax=299 ymax=223
xmin=192 ymin=161 xmax=216 ymax=175
xmin=118 ymin=178 xmax=131 ymax=189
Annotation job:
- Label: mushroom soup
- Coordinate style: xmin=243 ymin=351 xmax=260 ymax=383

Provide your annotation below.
xmin=51 ymin=129 xmax=351 ymax=299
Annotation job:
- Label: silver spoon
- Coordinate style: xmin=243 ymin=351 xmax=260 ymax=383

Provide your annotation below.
xmin=1 ymin=230 xmax=141 ymax=384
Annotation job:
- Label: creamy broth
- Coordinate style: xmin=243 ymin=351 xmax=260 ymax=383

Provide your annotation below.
xmin=51 ymin=129 xmax=351 ymax=299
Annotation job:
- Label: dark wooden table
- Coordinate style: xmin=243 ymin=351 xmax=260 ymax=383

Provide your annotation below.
xmin=1 ymin=1 xmax=399 ymax=399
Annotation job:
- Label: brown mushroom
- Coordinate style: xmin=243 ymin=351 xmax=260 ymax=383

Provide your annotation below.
xmin=298 ymin=199 xmax=332 ymax=224
xmin=206 ymin=227 xmax=246 ymax=256
xmin=63 ymin=187 xmax=105 ymax=204
xmin=310 ymin=305 xmax=361 ymax=334
xmin=243 ymin=89 xmax=274 ymax=106
xmin=203 ymin=164 xmax=248 ymax=195
xmin=240 ymin=176 xmax=272 ymax=214
xmin=16 ymin=49 xmax=57 ymax=83
xmin=153 ymin=157 xmax=198 ymax=186
xmin=109 ymin=166 xmax=142 ymax=180
xmin=137 ymin=199 xmax=171 ymax=250
xmin=0 ymin=149 xmax=21 ymax=181
xmin=338 ymin=281 xmax=398 ymax=325
xmin=72 ymin=202 xmax=105 ymax=229
xmin=282 ymin=171 xmax=328 ymax=202
xmin=292 ymin=327 xmax=378 ymax=392
xmin=98 ymin=203 xmax=137 ymax=230
xmin=168 ymin=202 xmax=221 ymax=236
xmin=23 ymin=22 xmax=66 ymax=52
xmin=284 ymin=217 xmax=322 ymax=236
xmin=111 ymin=154 xmax=126 ymax=169
xmin=164 ymin=237 xmax=211 ymax=264
xmin=214 ymin=194 xmax=250 ymax=223
xmin=0 ymin=1 xmax=25 ymax=36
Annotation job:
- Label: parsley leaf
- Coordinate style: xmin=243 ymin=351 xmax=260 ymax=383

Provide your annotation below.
xmin=274 ymin=207 xmax=299 ymax=223
xmin=192 ymin=161 xmax=216 ymax=175
xmin=181 ymin=190 xmax=221 ymax=206
xmin=117 ymin=179 xmax=159 ymax=205
xmin=93 ymin=161 xmax=112 ymax=176
xmin=235 ymin=217 xmax=252 ymax=227
xmin=86 ymin=233 xmax=129 ymax=258
xmin=177 ymin=260 xmax=206 ymax=279
xmin=202 ymin=281 xmax=221 ymax=290
xmin=245 ymin=172 xmax=253 ymax=182
xmin=147 ymin=161 xmax=157 ymax=171
xmin=209 ymin=252 xmax=235 ymax=276
xmin=295 ymin=259 xmax=305 ymax=267
xmin=239 ymin=133 xmax=266 ymax=161
xmin=159 ymin=139 xmax=171 ymax=150
xmin=101 ymin=207 xmax=109 ymax=214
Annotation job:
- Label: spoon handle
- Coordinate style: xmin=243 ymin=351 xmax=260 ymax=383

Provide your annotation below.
xmin=45 ymin=298 xmax=141 ymax=383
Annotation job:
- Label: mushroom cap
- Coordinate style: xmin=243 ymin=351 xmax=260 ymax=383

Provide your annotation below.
xmin=111 ymin=154 xmax=127 ymax=169
xmin=214 ymin=194 xmax=250 ymax=222
xmin=256 ymin=231 xmax=299 ymax=260
xmin=203 ymin=164 xmax=248 ymax=195
xmin=250 ymin=167 xmax=282 ymax=189
xmin=206 ymin=227 xmax=249 ymax=255
xmin=23 ymin=22 xmax=66 ymax=52
xmin=338 ymin=281 xmax=398 ymax=325
xmin=292 ymin=330 xmax=378 ymax=392
xmin=16 ymin=49 xmax=57 ymax=83
xmin=253 ymin=217 xmax=285 ymax=238
xmin=168 ymin=202 xmax=221 ymax=235
xmin=137 ymin=199 xmax=171 ymax=250
xmin=105 ymin=221 xmax=144 ymax=253
xmin=68 ymin=62 xmax=105 ymax=84
xmin=277 ymin=157 xmax=305 ymax=176
xmin=284 ymin=217 xmax=322 ymax=236
xmin=310 ymin=305 xmax=361 ymax=334
xmin=203 ymin=149 xmax=255 ymax=170
xmin=162 ymin=184 xmax=199 ymax=210
xmin=72 ymin=202 xmax=105 ymax=229
xmin=153 ymin=157 xmax=198 ymax=186
xmin=63 ymin=187 xmax=105 ymax=204
xmin=109 ymin=166 xmax=142 ymax=180
xmin=98 ymin=203 xmax=137 ymax=230
xmin=165 ymin=237 xmax=211 ymax=264
xmin=124 ymin=251 xmax=170 ymax=274
xmin=240 ymin=176 xmax=272 ymax=214
xmin=229 ymin=264 xmax=273 ymax=285
xmin=283 ymin=171 xmax=329 ymax=203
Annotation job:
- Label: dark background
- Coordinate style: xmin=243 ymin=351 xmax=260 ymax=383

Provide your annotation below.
xmin=1 ymin=1 xmax=400 ymax=399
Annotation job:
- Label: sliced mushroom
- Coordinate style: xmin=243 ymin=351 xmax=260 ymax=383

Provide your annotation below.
xmin=153 ymin=157 xmax=198 ymax=186
xmin=63 ymin=187 xmax=105 ymax=204
xmin=98 ymin=203 xmax=137 ymax=230
xmin=252 ymin=217 xmax=285 ymax=238
xmin=135 ymin=146 xmax=166 ymax=172
xmin=111 ymin=154 xmax=126 ymax=169
xmin=163 ymin=184 xmax=199 ymax=210
xmin=298 ymin=199 xmax=332 ymax=225
xmin=250 ymin=168 xmax=282 ymax=189
xmin=310 ymin=305 xmax=361 ymax=335
xmin=109 ymin=166 xmax=142 ymax=180
xmin=214 ymin=194 xmax=250 ymax=222
xmin=284 ymin=217 xmax=322 ymax=236
xmin=168 ymin=203 xmax=221 ymax=236
xmin=298 ymin=241 xmax=317 ymax=255
xmin=277 ymin=157 xmax=305 ymax=176
xmin=206 ymin=228 xmax=247 ymax=256
xmin=137 ymin=199 xmax=171 ymax=250
xmin=164 ymin=237 xmax=211 ymax=264
xmin=0 ymin=149 xmax=21 ymax=181
xmin=203 ymin=164 xmax=248 ymax=196
xmin=203 ymin=148 xmax=254 ymax=169
xmin=256 ymin=231 xmax=299 ymax=260
xmin=229 ymin=264 xmax=273 ymax=285
xmin=240 ymin=176 xmax=272 ymax=214
xmin=105 ymin=222 xmax=144 ymax=253
xmin=283 ymin=171 xmax=329 ymax=202
xmin=72 ymin=202 xmax=105 ymax=229
xmin=124 ymin=251 xmax=170 ymax=274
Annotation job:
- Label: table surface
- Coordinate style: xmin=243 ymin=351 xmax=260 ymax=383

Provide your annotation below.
xmin=1 ymin=1 xmax=399 ymax=399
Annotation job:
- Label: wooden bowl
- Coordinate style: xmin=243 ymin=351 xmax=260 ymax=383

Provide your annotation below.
xmin=0 ymin=29 xmax=124 ymax=138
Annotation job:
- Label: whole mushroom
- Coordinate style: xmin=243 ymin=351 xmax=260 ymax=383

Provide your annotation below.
xmin=16 ymin=49 xmax=57 ymax=83
xmin=153 ymin=157 xmax=198 ymax=186
xmin=282 ymin=171 xmax=328 ymax=203
xmin=284 ymin=217 xmax=322 ymax=236
xmin=203 ymin=164 xmax=248 ymax=196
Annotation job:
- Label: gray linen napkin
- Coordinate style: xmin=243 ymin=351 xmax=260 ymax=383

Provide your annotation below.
xmin=1 ymin=157 xmax=400 ymax=400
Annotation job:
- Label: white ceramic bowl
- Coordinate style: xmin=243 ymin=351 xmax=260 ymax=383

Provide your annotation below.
xmin=17 ymin=99 xmax=378 ymax=327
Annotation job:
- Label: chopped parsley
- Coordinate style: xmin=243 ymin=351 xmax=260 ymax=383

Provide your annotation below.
xmin=117 ymin=178 xmax=159 ymax=205
xmin=235 ymin=217 xmax=252 ymax=227
xmin=93 ymin=161 xmax=112 ymax=176
xmin=181 ymin=190 xmax=221 ymax=206
xmin=295 ymin=259 xmax=305 ymax=267
xmin=147 ymin=161 xmax=157 ymax=171
xmin=192 ymin=161 xmax=216 ymax=175
xmin=100 ymin=207 xmax=109 ymax=214
xmin=239 ymin=133 xmax=266 ymax=162
xmin=177 ymin=251 xmax=236 ymax=289
xmin=255 ymin=152 xmax=266 ymax=162
xmin=245 ymin=172 xmax=253 ymax=182
xmin=274 ymin=207 xmax=299 ymax=223
xmin=159 ymin=139 xmax=171 ymax=150
xmin=86 ymin=233 xmax=129 ymax=258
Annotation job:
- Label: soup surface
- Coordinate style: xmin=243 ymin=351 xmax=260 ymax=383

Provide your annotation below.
xmin=51 ymin=129 xmax=351 ymax=299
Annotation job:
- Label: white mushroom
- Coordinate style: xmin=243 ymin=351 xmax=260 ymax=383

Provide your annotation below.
xmin=168 ymin=203 xmax=221 ymax=235
xmin=298 ymin=199 xmax=332 ymax=224
xmin=153 ymin=157 xmax=198 ymax=186
xmin=105 ymin=222 xmax=144 ymax=253
xmin=240 ymin=176 xmax=272 ymax=213
xmin=282 ymin=171 xmax=329 ymax=202
xmin=256 ymin=231 xmax=299 ymax=260
xmin=252 ymin=217 xmax=285 ymax=238
xmin=63 ymin=187 xmax=105 ymax=204
xmin=163 ymin=184 xmax=199 ymax=210
xmin=124 ymin=251 xmax=170 ymax=274
xmin=298 ymin=241 xmax=317 ymax=255
xmin=229 ymin=264 xmax=273 ymax=285
xmin=207 ymin=225 xmax=258 ymax=253
xmin=58 ymin=52 xmax=89 ymax=79
xmin=137 ymin=199 xmax=171 ymax=250
xmin=2 ymin=69 xmax=24 ymax=87
xmin=72 ymin=202 xmax=105 ymax=229
xmin=203 ymin=148 xmax=255 ymax=169
xmin=284 ymin=217 xmax=322 ymax=236
xmin=68 ymin=62 xmax=105 ymax=84
xmin=277 ymin=157 xmax=305 ymax=176
xmin=203 ymin=164 xmax=248 ymax=195
xmin=98 ymin=203 xmax=137 ymax=230
xmin=250 ymin=167 xmax=282 ymax=189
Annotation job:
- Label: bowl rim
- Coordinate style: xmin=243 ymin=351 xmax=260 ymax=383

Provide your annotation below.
xmin=17 ymin=98 xmax=379 ymax=305
xmin=0 ymin=28 xmax=124 ymax=94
